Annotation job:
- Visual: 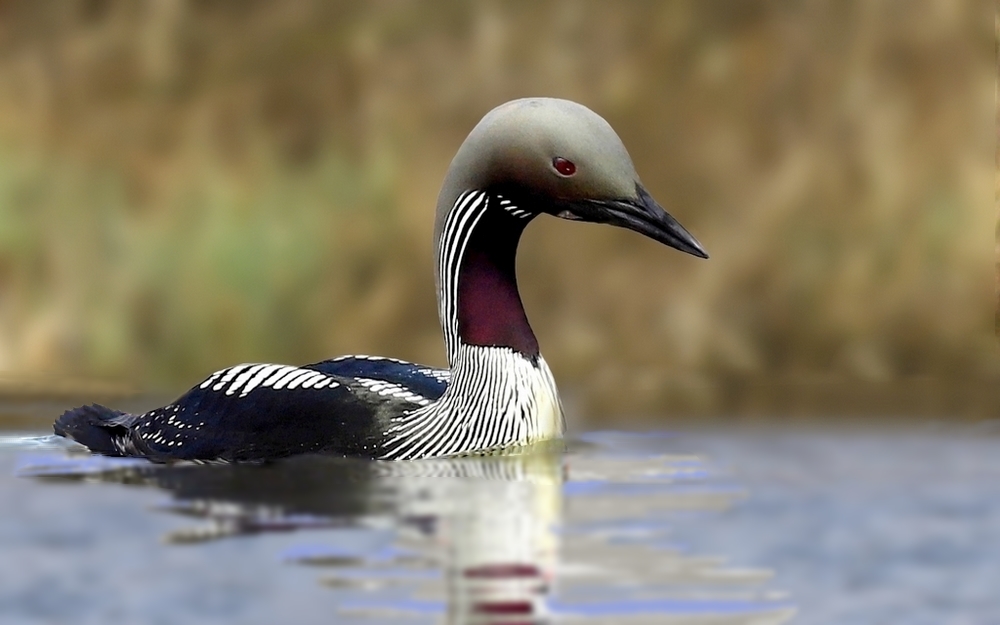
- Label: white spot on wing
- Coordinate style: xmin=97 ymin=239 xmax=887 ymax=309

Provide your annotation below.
xmin=239 ymin=364 xmax=284 ymax=397
xmin=226 ymin=364 xmax=266 ymax=396
xmin=417 ymin=368 xmax=450 ymax=383
xmin=354 ymin=377 xmax=428 ymax=405
xmin=212 ymin=364 xmax=251 ymax=391
xmin=286 ymin=370 xmax=320 ymax=389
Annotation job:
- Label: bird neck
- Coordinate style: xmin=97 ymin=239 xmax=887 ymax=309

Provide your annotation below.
xmin=377 ymin=190 xmax=562 ymax=460
xmin=435 ymin=190 xmax=538 ymax=368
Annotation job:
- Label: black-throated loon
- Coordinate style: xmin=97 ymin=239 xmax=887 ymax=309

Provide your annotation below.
xmin=54 ymin=98 xmax=708 ymax=462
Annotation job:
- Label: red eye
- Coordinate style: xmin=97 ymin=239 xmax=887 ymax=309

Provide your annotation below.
xmin=553 ymin=157 xmax=576 ymax=176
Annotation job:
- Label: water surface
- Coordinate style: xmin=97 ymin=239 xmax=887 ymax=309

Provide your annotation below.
xmin=1 ymin=421 xmax=997 ymax=624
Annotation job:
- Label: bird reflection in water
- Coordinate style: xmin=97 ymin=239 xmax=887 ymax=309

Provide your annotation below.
xmin=18 ymin=436 xmax=795 ymax=624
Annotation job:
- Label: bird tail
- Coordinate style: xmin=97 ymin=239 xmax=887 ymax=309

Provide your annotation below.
xmin=53 ymin=404 xmax=132 ymax=456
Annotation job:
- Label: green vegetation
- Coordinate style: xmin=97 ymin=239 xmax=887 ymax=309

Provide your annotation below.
xmin=0 ymin=1 xmax=993 ymax=419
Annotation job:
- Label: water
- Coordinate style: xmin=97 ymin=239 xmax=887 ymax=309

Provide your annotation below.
xmin=1 ymin=424 xmax=998 ymax=624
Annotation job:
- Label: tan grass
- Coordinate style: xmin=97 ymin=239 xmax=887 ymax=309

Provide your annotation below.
xmin=0 ymin=0 xmax=993 ymax=418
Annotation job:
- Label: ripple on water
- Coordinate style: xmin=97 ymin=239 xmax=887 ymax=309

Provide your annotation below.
xmin=2 ymin=431 xmax=796 ymax=624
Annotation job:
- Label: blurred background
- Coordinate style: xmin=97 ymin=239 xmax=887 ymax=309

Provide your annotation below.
xmin=0 ymin=0 xmax=993 ymax=423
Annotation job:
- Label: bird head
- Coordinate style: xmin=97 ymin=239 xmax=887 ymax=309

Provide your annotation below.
xmin=436 ymin=97 xmax=708 ymax=259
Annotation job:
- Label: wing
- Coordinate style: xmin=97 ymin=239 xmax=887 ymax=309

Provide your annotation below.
xmin=305 ymin=355 xmax=450 ymax=402
xmin=58 ymin=358 xmax=453 ymax=463
xmin=121 ymin=362 xmax=432 ymax=462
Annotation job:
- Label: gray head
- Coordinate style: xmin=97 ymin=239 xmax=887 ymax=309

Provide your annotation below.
xmin=435 ymin=97 xmax=708 ymax=258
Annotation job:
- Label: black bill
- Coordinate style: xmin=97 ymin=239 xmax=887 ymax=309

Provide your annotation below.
xmin=554 ymin=183 xmax=709 ymax=259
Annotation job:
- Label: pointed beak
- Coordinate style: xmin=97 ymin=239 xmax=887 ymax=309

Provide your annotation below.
xmin=556 ymin=184 xmax=709 ymax=259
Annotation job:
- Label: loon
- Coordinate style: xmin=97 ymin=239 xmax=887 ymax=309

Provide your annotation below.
xmin=54 ymin=98 xmax=707 ymax=462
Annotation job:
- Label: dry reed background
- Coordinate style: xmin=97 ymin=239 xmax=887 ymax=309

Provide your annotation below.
xmin=0 ymin=0 xmax=994 ymax=421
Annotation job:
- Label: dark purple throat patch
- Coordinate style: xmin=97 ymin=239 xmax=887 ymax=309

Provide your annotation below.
xmin=456 ymin=199 xmax=538 ymax=358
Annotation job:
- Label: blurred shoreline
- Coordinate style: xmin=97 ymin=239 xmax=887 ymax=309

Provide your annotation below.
xmin=0 ymin=1 xmax=993 ymax=422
